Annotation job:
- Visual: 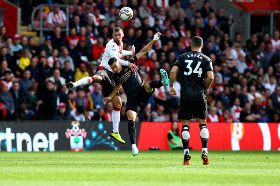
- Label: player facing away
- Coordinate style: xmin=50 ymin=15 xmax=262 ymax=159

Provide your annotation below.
xmin=67 ymin=27 xmax=139 ymax=144
xmin=103 ymin=34 xmax=170 ymax=156
xmin=169 ymin=36 xmax=214 ymax=165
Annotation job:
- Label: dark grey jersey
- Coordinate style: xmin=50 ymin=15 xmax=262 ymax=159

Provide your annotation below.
xmin=174 ymin=51 xmax=213 ymax=100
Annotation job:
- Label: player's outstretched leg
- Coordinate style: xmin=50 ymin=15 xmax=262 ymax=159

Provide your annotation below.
xmin=127 ymin=110 xmax=138 ymax=156
xmin=110 ymin=95 xmax=125 ymax=144
xmin=181 ymin=123 xmax=191 ymax=165
xmin=66 ymin=75 xmax=102 ymax=89
xmin=160 ymin=69 xmax=170 ymax=85
xmin=199 ymin=123 xmax=209 ymax=165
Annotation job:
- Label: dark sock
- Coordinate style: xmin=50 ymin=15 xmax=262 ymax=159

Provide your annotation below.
xmin=128 ymin=120 xmax=136 ymax=144
xmin=149 ymin=80 xmax=163 ymax=88
xmin=181 ymin=125 xmax=190 ymax=150
xmin=199 ymin=124 xmax=208 ymax=148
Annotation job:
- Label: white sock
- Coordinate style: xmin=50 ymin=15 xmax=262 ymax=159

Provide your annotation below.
xmin=184 ymin=149 xmax=189 ymax=155
xmin=73 ymin=77 xmax=94 ymax=87
xmin=112 ymin=110 xmax=120 ymax=133
xmin=202 ymin=148 xmax=208 ymax=153
xmin=132 ymin=144 xmax=137 ymax=149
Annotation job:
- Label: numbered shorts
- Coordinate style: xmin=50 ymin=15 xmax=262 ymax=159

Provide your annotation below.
xmin=126 ymin=86 xmax=154 ymax=112
xmin=95 ymin=68 xmax=119 ymax=97
xmin=178 ymin=99 xmax=207 ymax=120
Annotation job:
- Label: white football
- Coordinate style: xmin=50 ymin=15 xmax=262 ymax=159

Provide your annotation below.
xmin=119 ymin=7 xmax=133 ymax=21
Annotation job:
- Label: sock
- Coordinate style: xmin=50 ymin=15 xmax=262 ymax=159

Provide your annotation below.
xmin=73 ymin=76 xmax=95 ymax=87
xmin=184 ymin=149 xmax=189 ymax=155
xmin=149 ymin=80 xmax=163 ymax=88
xmin=181 ymin=125 xmax=190 ymax=155
xmin=112 ymin=108 xmax=121 ymax=133
xmin=132 ymin=144 xmax=137 ymax=149
xmin=128 ymin=120 xmax=136 ymax=144
xmin=202 ymin=148 xmax=208 ymax=154
xmin=199 ymin=124 xmax=209 ymax=152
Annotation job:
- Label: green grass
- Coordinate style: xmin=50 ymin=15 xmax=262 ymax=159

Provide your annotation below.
xmin=0 ymin=151 xmax=279 ymax=186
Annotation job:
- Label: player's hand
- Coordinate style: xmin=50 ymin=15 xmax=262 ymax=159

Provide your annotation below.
xmin=153 ymin=32 xmax=162 ymax=41
xmin=103 ymin=97 xmax=111 ymax=105
xmin=131 ymin=45 xmax=135 ymax=55
xmin=169 ymin=86 xmax=177 ymax=96
xmin=128 ymin=62 xmax=138 ymax=72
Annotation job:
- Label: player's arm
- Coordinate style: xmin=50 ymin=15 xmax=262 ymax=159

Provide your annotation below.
xmin=135 ymin=32 xmax=162 ymax=60
xmin=110 ymin=47 xmax=138 ymax=72
xmin=122 ymin=46 xmax=134 ymax=56
xmin=205 ymin=71 xmax=214 ymax=92
xmin=103 ymin=84 xmax=122 ymax=105
xmin=169 ymin=66 xmax=179 ymax=96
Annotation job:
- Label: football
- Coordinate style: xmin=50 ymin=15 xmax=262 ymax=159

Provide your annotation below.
xmin=119 ymin=7 xmax=133 ymax=21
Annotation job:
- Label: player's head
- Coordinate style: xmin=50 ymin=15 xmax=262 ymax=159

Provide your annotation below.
xmin=112 ymin=27 xmax=124 ymax=45
xmin=108 ymin=57 xmax=122 ymax=73
xmin=191 ymin=36 xmax=203 ymax=51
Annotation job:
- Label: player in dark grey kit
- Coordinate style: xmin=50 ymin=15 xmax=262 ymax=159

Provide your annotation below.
xmin=169 ymin=36 xmax=214 ymax=165
xmin=103 ymin=33 xmax=170 ymax=156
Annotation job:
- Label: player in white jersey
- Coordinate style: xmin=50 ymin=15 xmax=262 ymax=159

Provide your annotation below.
xmin=66 ymin=27 xmax=138 ymax=144
xmin=269 ymin=30 xmax=280 ymax=52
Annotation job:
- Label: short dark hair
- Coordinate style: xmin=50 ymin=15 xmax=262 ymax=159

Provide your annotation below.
xmin=108 ymin=57 xmax=118 ymax=66
xmin=113 ymin=27 xmax=123 ymax=33
xmin=191 ymin=36 xmax=203 ymax=48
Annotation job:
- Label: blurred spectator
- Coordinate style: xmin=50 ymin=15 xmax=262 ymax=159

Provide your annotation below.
xmin=58 ymin=48 xmax=75 ymax=71
xmin=70 ymin=15 xmax=82 ymax=33
xmin=0 ymin=47 xmax=13 ymax=74
xmin=58 ymin=85 xmax=70 ymax=111
xmin=19 ymin=70 xmax=33 ymax=93
xmin=202 ymin=19 xmax=218 ymax=40
xmin=151 ymin=105 xmax=165 ymax=122
xmin=247 ymin=85 xmax=263 ymax=101
xmin=231 ymin=98 xmax=242 ymax=122
xmin=26 ymin=56 xmax=39 ymax=82
xmin=38 ymin=36 xmax=53 ymax=57
xmin=237 ymin=54 xmax=247 ymax=74
xmin=75 ymin=63 xmax=89 ymax=81
xmin=2 ymin=70 xmax=13 ymax=91
xmin=209 ymin=86 xmax=221 ymax=103
xmin=3 ymin=37 xmax=13 ymax=56
xmin=68 ymin=90 xmax=76 ymax=110
xmin=248 ymin=33 xmax=258 ymax=52
xmin=104 ymin=102 xmax=113 ymax=121
xmin=12 ymin=34 xmax=23 ymax=53
xmin=92 ymin=7 xmax=106 ymax=27
xmin=9 ymin=81 xmax=20 ymax=114
xmin=264 ymin=75 xmax=276 ymax=94
xmin=18 ymin=49 xmax=30 ymax=71
xmin=190 ymin=17 xmax=203 ymax=38
xmin=212 ymin=64 xmax=222 ymax=84
xmin=84 ymin=108 xmax=94 ymax=120
xmin=91 ymin=83 xmax=104 ymax=109
xmin=269 ymin=30 xmax=280 ymax=52
xmin=37 ymin=81 xmax=58 ymax=120
xmin=120 ymin=104 xmax=127 ymax=121
xmin=240 ymin=102 xmax=260 ymax=122
xmin=92 ymin=108 xmax=106 ymax=121
xmin=105 ymin=6 xmax=116 ymax=23
xmin=75 ymin=87 xmax=86 ymax=108
xmin=21 ymin=36 xmax=29 ymax=51
xmin=19 ymin=86 xmax=37 ymax=119
xmin=70 ymin=106 xmax=85 ymax=121
xmin=85 ymin=88 xmax=94 ymax=110
xmin=75 ymin=6 xmax=87 ymax=26
xmin=37 ymin=56 xmax=52 ymax=100
xmin=270 ymin=86 xmax=280 ymax=109
xmin=92 ymin=37 xmax=105 ymax=60
xmin=0 ymin=26 xmax=7 ymax=43
xmin=0 ymin=81 xmax=15 ymax=119
xmin=255 ymin=42 xmax=267 ymax=69
xmin=119 ymin=86 xmax=127 ymax=104
xmin=87 ymin=60 xmax=99 ymax=77
xmin=230 ymin=43 xmax=245 ymax=61
xmin=73 ymin=37 xmax=92 ymax=67
xmin=256 ymin=76 xmax=265 ymax=94
xmin=207 ymin=106 xmax=219 ymax=122
xmin=233 ymin=33 xmax=242 ymax=46
xmin=48 ymin=69 xmax=66 ymax=92
xmin=264 ymin=43 xmax=275 ymax=64
xmin=185 ymin=0 xmax=197 ymax=22
xmin=220 ymin=33 xmax=232 ymax=52
xmin=47 ymin=49 xmax=59 ymax=68
xmin=167 ymin=121 xmax=183 ymax=149
xmin=55 ymin=102 xmax=71 ymax=120
xmin=68 ymin=5 xmax=75 ymax=25
xmin=66 ymin=27 xmax=80 ymax=51
xmin=51 ymin=26 xmax=69 ymax=52
xmin=148 ymin=8 xmax=158 ymax=27
xmin=218 ymin=108 xmax=233 ymax=122
xmin=28 ymin=37 xmax=38 ymax=57
xmin=138 ymin=0 xmax=151 ymax=19
xmin=221 ymin=85 xmax=231 ymax=109
xmin=139 ymin=103 xmax=153 ymax=122
xmin=219 ymin=62 xmax=231 ymax=81
xmin=272 ymin=113 xmax=280 ymax=123
xmin=15 ymin=103 xmax=29 ymax=121
xmin=46 ymin=6 xmax=66 ymax=28
xmin=257 ymin=106 xmax=270 ymax=122
xmin=200 ymin=0 xmax=214 ymax=18
xmin=169 ymin=0 xmax=185 ymax=21
xmin=263 ymin=66 xmax=275 ymax=85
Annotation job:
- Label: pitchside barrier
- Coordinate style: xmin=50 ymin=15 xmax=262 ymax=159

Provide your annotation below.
xmin=0 ymin=121 xmax=279 ymax=152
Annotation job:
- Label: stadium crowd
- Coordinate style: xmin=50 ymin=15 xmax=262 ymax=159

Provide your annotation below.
xmin=0 ymin=0 xmax=280 ymax=122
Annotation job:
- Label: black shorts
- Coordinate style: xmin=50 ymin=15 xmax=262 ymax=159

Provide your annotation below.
xmin=95 ymin=68 xmax=119 ymax=97
xmin=126 ymin=86 xmax=154 ymax=112
xmin=178 ymin=99 xmax=207 ymax=120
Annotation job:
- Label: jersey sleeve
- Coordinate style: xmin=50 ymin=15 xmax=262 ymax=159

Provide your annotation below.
xmin=174 ymin=55 xmax=182 ymax=68
xmin=205 ymin=58 xmax=213 ymax=72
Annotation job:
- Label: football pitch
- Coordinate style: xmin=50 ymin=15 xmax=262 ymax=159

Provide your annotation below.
xmin=0 ymin=151 xmax=279 ymax=186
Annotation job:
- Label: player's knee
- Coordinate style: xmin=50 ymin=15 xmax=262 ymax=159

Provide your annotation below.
xmin=200 ymin=128 xmax=209 ymax=138
xmin=112 ymin=95 xmax=122 ymax=108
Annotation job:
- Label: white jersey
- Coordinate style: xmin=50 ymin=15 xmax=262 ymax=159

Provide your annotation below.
xmin=100 ymin=39 xmax=123 ymax=71
xmin=269 ymin=39 xmax=280 ymax=52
